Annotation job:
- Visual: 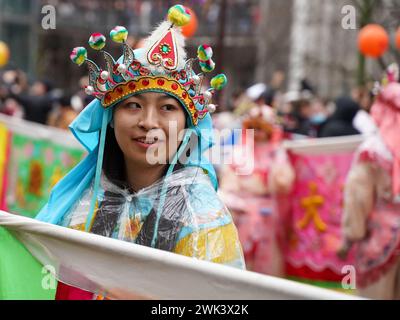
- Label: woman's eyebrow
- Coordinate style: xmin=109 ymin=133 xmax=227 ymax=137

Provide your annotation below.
xmin=132 ymin=94 xmax=145 ymax=100
xmin=121 ymin=94 xmax=144 ymax=105
xmin=157 ymin=94 xmax=174 ymax=101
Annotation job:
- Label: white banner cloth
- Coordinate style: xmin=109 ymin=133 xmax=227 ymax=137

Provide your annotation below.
xmin=0 ymin=211 xmax=362 ymax=300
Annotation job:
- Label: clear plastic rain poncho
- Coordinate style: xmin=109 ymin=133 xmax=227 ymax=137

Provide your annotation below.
xmin=36 ymin=6 xmax=246 ymax=295
xmin=59 ymin=166 xmax=245 ymax=268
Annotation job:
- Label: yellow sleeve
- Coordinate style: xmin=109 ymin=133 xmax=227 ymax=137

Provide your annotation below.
xmin=174 ymin=222 xmax=246 ymax=269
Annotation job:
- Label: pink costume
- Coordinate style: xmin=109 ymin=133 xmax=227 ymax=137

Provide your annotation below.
xmin=343 ymin=81 xmax=400 ymax=299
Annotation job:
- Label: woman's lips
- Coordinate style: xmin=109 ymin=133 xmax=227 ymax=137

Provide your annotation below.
xmin=132 ymin=137 xmax=163 ymax=149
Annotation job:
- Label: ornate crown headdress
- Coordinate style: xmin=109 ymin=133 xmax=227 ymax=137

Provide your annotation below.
xmin=70 ymin=4 xmax=227 ymax=126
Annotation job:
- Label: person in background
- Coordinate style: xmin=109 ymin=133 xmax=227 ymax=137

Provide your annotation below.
xmin=281 ymin=90 xmax=314 ymax=138
xmin=338 ymin=72 xmax=400 ymax=299
xmin=219 ymin=105 xmax=284 ymax=276
xmin=318 ymin=96 xmax=360 ymax=138
xmin=0 ymin=97 xmax=24 ymax=118
xmin=351 ymin=75 xmax=385 ymax=135
xmin=308 ymin=97 xmax=330 ymax=136
xmin=10 ymin=79 xmax=55 ymax=125
xmin=47 ymin=95 xmax=79 ymax=130
xmin=234 ymin=83 xmax=276 ymax=120
xmin=0 ymin=69 xmax=27 ymax=118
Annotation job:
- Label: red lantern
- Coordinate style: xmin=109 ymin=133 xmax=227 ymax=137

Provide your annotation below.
xmin=181 ymin=7 xmax=198 ymax=38
xmin=396 ymin=27 xmax=400 ymax=50
xmin=358 ymin=24 xmax=389 ymax=58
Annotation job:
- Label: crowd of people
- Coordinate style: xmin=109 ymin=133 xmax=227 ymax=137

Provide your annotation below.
xmin=219 ymin=75 xmax=376 ymax=144
xmin=0 ymin=68 xmax=92 ymax=130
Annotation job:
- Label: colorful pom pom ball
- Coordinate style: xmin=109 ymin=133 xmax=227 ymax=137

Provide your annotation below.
xmin=211 ymin=74 xmax=228 ymax=91
xmin=199 ymin=59 xmax=215 ymax=73
xmin=70 ymin=47 xmax=87 ymax=66
xmin=88 ymin=33 xmax=106 ymax=50
xmin=110 ymin=26 xmax=128 ymax=43
xmin=168 ymin=5 xmax=191 ymax=27
xmin=197 ymin=44 xmax=213 ymax=62
xmin=358 ymin=24 xmax=389 ymax=58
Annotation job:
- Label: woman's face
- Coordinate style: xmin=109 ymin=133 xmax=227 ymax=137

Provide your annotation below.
xmin=113 ymin=92 xmax=186 ymax=167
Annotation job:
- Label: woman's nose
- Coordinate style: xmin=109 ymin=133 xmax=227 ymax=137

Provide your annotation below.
xmin=138 ymin=108 xmax=159 ymax=130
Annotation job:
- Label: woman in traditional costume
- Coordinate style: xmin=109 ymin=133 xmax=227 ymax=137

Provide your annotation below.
xmin=36 ymin=5 xmax=245 ymax=300
xmin=339 ymin=65 xmax=400 ymax=299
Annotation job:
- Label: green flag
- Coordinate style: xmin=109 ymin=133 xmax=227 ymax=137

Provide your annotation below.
xmin=0 ymin=227 xmax=56 ymax=300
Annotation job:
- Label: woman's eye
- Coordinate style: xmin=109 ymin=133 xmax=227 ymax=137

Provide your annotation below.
xmin=125 ymin=102 xmax=141 ymax=110
xmin=161 ymin=104 xmax=178 ymax=111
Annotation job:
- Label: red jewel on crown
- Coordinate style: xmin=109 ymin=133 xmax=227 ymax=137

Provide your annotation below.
xmin=139 ymin=67 xmax=150 ymax=76
xmin=131 ymin=60 xmax=141 ymax=71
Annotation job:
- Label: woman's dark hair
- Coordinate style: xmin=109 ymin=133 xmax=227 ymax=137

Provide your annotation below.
xmin=102 ymin=124 xmax=128 ymax=189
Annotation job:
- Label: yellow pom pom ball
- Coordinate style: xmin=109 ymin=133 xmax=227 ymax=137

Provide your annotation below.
xmin=168 ymin=5 xmax=191 ymax=27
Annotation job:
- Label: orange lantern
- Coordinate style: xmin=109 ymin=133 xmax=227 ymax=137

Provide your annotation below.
xmin=181 ymin=7 xmax=198 ymax=38
xmin=396 ymin=27 xmax=400 ymax=50
xmin=358 ymin=24 xmax=389 ymax=58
